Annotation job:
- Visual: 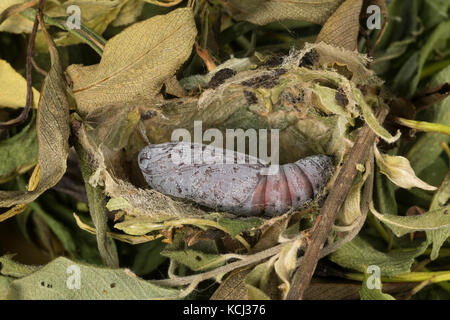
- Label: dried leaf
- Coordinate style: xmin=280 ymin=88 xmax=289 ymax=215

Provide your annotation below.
xmin=111 ymin=0 xmax=144 ymax=27
xmin=0 ymin=0 xmax=34 ymax=33
xmin=0 ymin=59 xmax=40 ymax=109
xmin=210 ymin=267 xmax=252 ymax=300
xmin=274 ymin=239 xmax=303 ymax=299
xmin=316 ymin=0 xmax=363 ymax=51
xmin=0 ymin=29 xmax=70 ymax=208
xmin=66 ymin=7 xmax=197 ymax=115
xmin=225 ymin=0 xmax=345 ymax=26
xmin=336 ymin=162 xmax=370 ymax=225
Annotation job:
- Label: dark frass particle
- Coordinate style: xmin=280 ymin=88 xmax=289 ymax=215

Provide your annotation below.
xmin=140 ymin=109 xmax=157 ymax=120
xmin=208 ymin=68 xmax=237 ymax=89
xmin=241 ymin=69 xmax=287 ymax=89
xmin=335 ymin=89 xmax=349 ymax=107
xmin=299 ymin=49 xmax=320 ymax=68
xmin=262 ymin=53 xmax=285 ymax=68
xmin=244 ymin=90 xmax=258 ymax=105
xmin=281 ymin=90 xmax=304 ymax=105
xmin=138 ymin=142 xmax=333 ymax=217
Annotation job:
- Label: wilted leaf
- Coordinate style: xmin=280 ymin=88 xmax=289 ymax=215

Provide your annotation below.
xmin=0 ymin=27 xmax=70 ymax=208
xmin=337 ymin=163 xmax=370 ymax=225
xmin=316 ymin=0 xmax=363 ymax=51
xmin=374 ymin=146 xmax=437 ymax=191
xmin=51 ymin=0 xmax=128 ymax=47
xmin=210 ymin=267 xmax=251 ymax=300
xmin=369 ymin=202 xmax=450 ymax=237
xmin=244 ymin=260 xmax=275 ymax=300
xmin=329 ymin=236 xmax=426 ymax=276
xmin=224 ymin=0 xmax=345 ymax=26
xmin=5 ymin=256 xmax=180 ymax=299
xmin=0 ymin=0 xmax=34 ymax=33
xmin=357 ymin=94 xmax=401 ymax=143
xmin=274 ymin=239 xmax=303 ymax=299
xmin=66 ymin=7 xmax=197 ymax=115
xmin=111 ymin=0 xmax=144 ymax=27
xmin=0 ymin=59 xmax=40 ymax=109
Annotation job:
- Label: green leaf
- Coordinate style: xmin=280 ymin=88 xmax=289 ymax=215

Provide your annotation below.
xmin=329 ymin=236 xmax=426 ymax=276
xmin=356 ymin=90 xmax=400 ymax=143
xmin=0 ymin=255 xmax=40 ymax=278
xmin=359 ymin=270 xmax=395 ymax=300
xmin=370 ymin=202 xmax=450 ymax=237
xmin=28 ymin=201 xmax=77 ymax=254
xmin=427 ymin=170 xmax=450 ymax=260
xmin=407 ymin=66 xmax=450 ymax=175
xmin=132 ymin=239 xmax=167 ymax=276
xmin=217 ymin=217 xmax=263 ymax=238
xmin=5 ymin=256 xmax=180 ymax=299
xmin=374 ymin=166 xmax=398 ymax=216
xmin=409 ymin=20 xmax=450 ymax=96
xmin=161 ymin=249 xmax=229 ymax=272
xmin=244 ymin=261 xmax=273 ymax=300
xmin=0 ymin=276 xmax=13 ymax=299
xmin=0 ymin=112 xmax=38 ymax=184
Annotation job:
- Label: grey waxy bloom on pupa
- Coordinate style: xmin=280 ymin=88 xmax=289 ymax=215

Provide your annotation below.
xmin=138 ymin=142 xmax=333 ymax=217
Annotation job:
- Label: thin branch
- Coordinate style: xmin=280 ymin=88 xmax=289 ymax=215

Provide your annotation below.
xmin=31 ymin=57 xmax=48 ymax=76
xmin=0 ymin=0 xmax=38 ymax=25
xmin=286 ymin=107 xmax=389 ymax=300
xmin=0 ymin=0 xmax=45 ymax=129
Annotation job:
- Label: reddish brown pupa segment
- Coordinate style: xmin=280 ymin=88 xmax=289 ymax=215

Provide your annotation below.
xmin=138 ymin=142 xmax=333 ymax=217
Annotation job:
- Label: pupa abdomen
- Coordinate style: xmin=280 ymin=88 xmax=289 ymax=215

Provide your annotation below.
xmin=138 ymin=142 xmax=333 ymax=217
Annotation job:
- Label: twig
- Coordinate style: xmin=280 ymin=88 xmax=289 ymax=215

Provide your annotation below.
xmin=286 ymin=107 xmax=389 ymax=300
xmin=0 ymin=0 xmax=38 ymax=24
xmin=31 ymin=57 xmax=48 ymax=76
xmin=0 ymin=0 xmax=45 ymax=129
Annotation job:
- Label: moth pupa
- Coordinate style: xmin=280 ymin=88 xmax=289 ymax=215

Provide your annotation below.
xmin=138 ymin=142 xmax=333 ymax=217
